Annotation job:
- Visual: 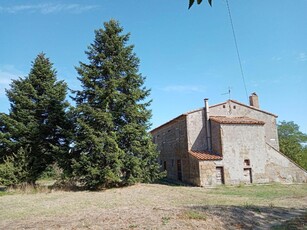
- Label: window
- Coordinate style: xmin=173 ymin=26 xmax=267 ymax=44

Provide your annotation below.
xmin=163 ymin=161 xmax=167 ymax=171
xmin=233 ymin=105 xmax=236 ymax=109
xmin=244 ymin=159 xmax=250 ymax=167
xmin=223 ymin=105 xmax=226 ymax=108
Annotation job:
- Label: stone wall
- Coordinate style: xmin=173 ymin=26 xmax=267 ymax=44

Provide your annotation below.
xmin=219 ymin=123 xmax=267 ymax=185
xmin=264 ymin=144 xmax=307 ymax=183
xmin=199 ymin=161 xmax=217 ymax=186
xmin=186 ymin=109 xmax=208 ymax=151
xmin=151 ymin=117 xmax=190 ymax=183
xmin=188 ymin=155 xmax=201 ymax=186
xmin=197 ymin=123 xmax=307 ymax=186
xmin=211 ymin=121 xmax=222 ymax=154
xmin=210 ymin=100 xmax=279 ymax=150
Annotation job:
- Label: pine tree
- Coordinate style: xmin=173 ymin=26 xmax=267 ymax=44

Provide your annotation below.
xmin=0 ymin=53 xmax=71 ymax=184
xmin=72 ymin=19 xmax=160 ymax=189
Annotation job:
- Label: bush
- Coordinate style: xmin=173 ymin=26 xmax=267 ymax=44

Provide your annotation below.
xmin=0 ymin=147 xmax=30 ymax=186
xmin=39 ymin=164 xmax=63 ymax=180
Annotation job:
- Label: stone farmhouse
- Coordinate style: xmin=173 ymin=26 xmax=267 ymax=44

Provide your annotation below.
xmin=151 ymin=93 xmax=307 ymax=186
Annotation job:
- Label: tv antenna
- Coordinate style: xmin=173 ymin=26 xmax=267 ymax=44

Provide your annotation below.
xmin=221 ymin=87 xmax=232 ymax=100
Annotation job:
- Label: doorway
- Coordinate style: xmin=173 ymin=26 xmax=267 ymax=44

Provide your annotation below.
xmin=243 ymin=168 xmax=252 ymax=184
xmin=177 ymin=160 xmax=182 ymax=181
xmin=216 ymin=167 xmax=225 ymax=185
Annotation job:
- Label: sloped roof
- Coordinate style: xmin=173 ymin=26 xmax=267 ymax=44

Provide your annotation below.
xmin=189 ymin=150 xmax=222 ymax=160
xmin=210 ymin=100 xmax=278 ymax=118
xmin=210 ymin=116 xmax=265 ymax=125
xmin=150 ymin=99 xmax=276 ymax=133
xmin=150 ymin=114 xmax=186 ymax=134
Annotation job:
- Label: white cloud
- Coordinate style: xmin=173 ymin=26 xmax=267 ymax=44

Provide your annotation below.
xmin=161 ymin=85 xmax=206 ymax=93
xmin=0 ymin=65 xmax=24 ymax=97
xmin=0 ymin=3 xmax=99 ymax=14
xmin=298 ymin=52 xmax=307 ymax=62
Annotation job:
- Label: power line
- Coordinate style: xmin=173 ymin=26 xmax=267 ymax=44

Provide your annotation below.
xmin=225 ymin=0 xmax=249 ymax=102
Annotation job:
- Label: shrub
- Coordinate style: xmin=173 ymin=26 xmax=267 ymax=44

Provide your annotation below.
xmin=0 ymin=147 xmax=30 ymax=186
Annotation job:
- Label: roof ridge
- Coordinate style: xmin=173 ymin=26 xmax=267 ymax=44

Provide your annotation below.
xmin=151 ymin=98 xmax=277 ymax=132
xmin=228 ymin=100 xmax=277 ymax=117
xmin=210 ymin=116 xmax=265 ymax=125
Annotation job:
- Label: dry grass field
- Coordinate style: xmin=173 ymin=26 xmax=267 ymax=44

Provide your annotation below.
xmin=0 ymin=182 xmax=306 ymax=229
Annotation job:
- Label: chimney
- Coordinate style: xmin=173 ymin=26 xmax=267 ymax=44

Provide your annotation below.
xmin=204 ymin=98 xmax=212 ymax=151
xmin=249 ymin=92 xmax=259 ymax=108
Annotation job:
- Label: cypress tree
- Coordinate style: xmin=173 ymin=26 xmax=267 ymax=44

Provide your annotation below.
xmin=0 ymin=53 xmax=71 ymax=184
xmin=72 ymin=19 xmax=160 ymax=189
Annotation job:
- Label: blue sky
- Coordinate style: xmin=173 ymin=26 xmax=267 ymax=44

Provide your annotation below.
xmin=0 ymin=0 xmax=306 ymax=133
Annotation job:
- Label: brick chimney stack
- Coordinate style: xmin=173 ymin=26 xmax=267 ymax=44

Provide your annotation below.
xmin=249 ymin=92 xmax=259 ymax=108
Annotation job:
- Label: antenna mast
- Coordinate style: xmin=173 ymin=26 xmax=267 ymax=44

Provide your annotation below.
xmin=221 ymin=87 xmax=231 ymax=100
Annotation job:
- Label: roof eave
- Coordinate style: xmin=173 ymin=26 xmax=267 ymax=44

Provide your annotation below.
xmin=150 ymin=114 xmax=187 ymax=134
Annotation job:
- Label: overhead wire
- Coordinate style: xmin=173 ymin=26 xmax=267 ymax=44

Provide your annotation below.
xmin=225 ymin=0 xmax=249 ymax=102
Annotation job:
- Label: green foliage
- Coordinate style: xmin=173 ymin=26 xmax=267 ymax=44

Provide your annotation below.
xmin=0 ymin=22 xmax=161 ymax=189
xmin=189 ymin=0 xmax=212 ymax=9
xmin=38 ymin=163 xmax=63 ymax=180
xmin=278 ymin=121 xmax=307 ymax=170
xmin=0 ymin=147 xmax=31 ymax=186
xmin=0 ymin=53 xmax=72 ymax=184
xmin=72 ymin=19 xmax=161 ymax=189
xmin=161 ymin=216 xmax=171 ymax=225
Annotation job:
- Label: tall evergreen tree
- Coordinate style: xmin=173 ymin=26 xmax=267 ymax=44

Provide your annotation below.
xmin=0 ymin=53 xmax=71 ymax=183
xmin=72 ymin=19 xmax=160 ymax=189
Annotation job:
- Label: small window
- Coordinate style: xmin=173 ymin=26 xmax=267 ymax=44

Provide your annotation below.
xmin=233 ymin=105 xmax=236 ymax=109
xmin=244 ymin=159 xmax=250 ymax=166
xmin=223 ymin=105 xmax=226 ymax=108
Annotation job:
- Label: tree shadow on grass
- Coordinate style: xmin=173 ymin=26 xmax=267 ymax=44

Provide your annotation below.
xmin=153 ymin=177 xmax=193 ymax=187
xmin=188 ymin=205 xmax=306 ymax=230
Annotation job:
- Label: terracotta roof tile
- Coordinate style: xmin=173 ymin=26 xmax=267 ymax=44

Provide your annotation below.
xmin=189 ymin=150 xmax=222 ymax=160
xmin=210 ymin=116 xmax=265 ymax=125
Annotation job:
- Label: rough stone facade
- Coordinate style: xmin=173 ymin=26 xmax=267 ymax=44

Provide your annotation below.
xmin=153 ymin=116 xmax=191 ymax=183
xmin=210 ymin=100 xmax=280 ymax=150
xmin=151 ymin=94 xmax=307 ymax=186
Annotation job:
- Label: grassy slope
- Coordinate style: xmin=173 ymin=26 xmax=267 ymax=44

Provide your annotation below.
xmin=0 ymin=183 xmax=306 ymax=229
